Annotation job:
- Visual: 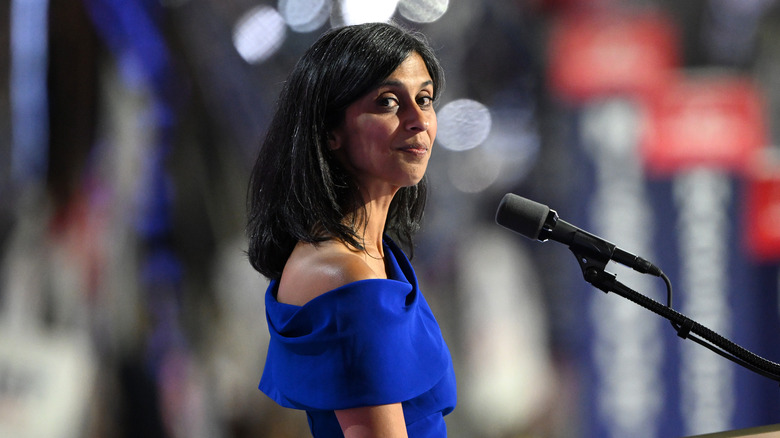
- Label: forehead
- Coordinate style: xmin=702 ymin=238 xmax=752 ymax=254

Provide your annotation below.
xmin=384 ymin=52 xmax=434 ymax=84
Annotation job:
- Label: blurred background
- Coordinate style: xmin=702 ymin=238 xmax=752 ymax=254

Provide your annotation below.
xmin=2 ymin=0 xmax=780 ymax=437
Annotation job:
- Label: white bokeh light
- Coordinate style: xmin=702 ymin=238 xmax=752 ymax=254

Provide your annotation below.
xmin=398 ymin=0 xmax=448 ymax=23
xmin=331 ymin=0 xmax=399 ymax=27
xmin=447 ymin=147 xmax=502 ymax=193
xmin=279 ymin=0 xmax=331 ymax=33
xmin=444 ymin=105 xmax=540 ymax=194
xmin=436 ymin=99 xmax=492 ymax=151
xmin=233 ymin=6 xmax=287 ymax=64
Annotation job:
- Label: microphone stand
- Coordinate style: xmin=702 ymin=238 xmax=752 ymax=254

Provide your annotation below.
xmin=569 ymin=242 xmax=780 ymax=384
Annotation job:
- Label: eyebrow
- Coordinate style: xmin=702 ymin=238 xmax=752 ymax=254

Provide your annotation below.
xmin=377 ymin=79 xmax=434 ymax=90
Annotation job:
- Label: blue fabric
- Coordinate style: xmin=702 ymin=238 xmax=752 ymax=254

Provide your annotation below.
xmin=259 ymin=238 xmax=456 ymax=437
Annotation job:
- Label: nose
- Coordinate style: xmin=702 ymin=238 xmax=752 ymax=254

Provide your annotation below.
xmin=405 ymin=106 xmax=432 ymax=132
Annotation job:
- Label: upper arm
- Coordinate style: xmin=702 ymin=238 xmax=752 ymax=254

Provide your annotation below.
xmin=335 ymin=403 xmax=408 ymax=438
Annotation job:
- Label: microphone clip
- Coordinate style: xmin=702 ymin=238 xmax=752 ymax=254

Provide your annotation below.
xmin=568 ymin=231 xmax=613 ymax=282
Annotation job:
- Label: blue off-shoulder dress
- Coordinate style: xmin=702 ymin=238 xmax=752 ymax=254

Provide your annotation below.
xmin=259 ymin=238 xmax=457 ymax=437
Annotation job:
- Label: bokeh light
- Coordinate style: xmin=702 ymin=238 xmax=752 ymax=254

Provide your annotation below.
xmin=331 ymin=0 xmax=400 ymax=27
xmin=447 ymin=147 xmax=502 ymax=193
xmin=233 ymin=6 xmax=287 ymax=64
xmin=436 ymin=98 xmax=492 ymax=151
xmin=398 ymin=0 xmax=448 ymax=23
xmin=279 ymin=0 xmax=331 ymax=33
xmin=444 ymin=103 xmax=538 ymax=193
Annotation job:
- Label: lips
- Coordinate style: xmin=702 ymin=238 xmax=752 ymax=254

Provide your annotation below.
xmin=398 ymin=143 xmax=429 ymax=155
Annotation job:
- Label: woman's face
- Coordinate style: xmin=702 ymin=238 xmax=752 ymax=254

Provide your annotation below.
xmin=329 ymin=52 xmax=437 ymax=195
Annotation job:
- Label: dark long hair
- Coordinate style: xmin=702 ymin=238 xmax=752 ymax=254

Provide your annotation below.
xmin=246 ymin=22 xmax=444 ymax=279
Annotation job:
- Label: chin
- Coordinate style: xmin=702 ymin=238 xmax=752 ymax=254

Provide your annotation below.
xmin=403 ymin=175 xmax=425 ymax=187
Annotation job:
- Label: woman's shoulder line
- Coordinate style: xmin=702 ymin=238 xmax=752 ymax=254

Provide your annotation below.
xmin=276 ymin=241 xmax=382 ymax=306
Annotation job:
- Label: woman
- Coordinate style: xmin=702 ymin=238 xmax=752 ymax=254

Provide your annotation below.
xmin=247 ymin=22 xmax=456 ymax=437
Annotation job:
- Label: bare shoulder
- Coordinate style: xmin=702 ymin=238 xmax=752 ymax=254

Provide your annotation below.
xmin=276 ymin=241 xmax=381 ymax=306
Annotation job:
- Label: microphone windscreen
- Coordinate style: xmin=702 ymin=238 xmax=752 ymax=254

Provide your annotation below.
xmin=495 ymin=193 xmax=550 ymax=240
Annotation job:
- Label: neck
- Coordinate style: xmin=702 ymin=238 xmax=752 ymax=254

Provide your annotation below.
xmin=354 ymin=187 xmax=397 ymax=257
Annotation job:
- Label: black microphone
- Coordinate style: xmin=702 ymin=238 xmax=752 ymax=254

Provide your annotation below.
xmin=495 ymin=193 xmax=662 ymax=277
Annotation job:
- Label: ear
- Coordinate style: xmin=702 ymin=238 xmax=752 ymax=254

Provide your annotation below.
xmin=327 ymin=131 xmax=341 ymax=151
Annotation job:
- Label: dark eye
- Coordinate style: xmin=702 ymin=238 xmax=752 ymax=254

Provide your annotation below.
xmin=378 ymin=96 xmax=399 ymax=108
xmin=417 ymin=95 xmax=433 ymax=108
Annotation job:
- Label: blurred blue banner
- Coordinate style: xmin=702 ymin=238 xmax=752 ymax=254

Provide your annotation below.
xmin=567 ymin=99 xmax=780 ymax=438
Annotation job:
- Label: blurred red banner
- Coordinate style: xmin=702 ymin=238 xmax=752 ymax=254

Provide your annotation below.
xmin=744 ymin=152 xmax=780 ymax=261
xmin=547 ymin=10 xmax=679 ymax=102
xmin=640 ymin=74 xmax=767 ymax=176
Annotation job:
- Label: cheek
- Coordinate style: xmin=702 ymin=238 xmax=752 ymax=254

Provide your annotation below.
xmin=339 ymin=119 xmax=390 ymax=164
xmin=355 ymin=117 xmax=396 ymax=144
